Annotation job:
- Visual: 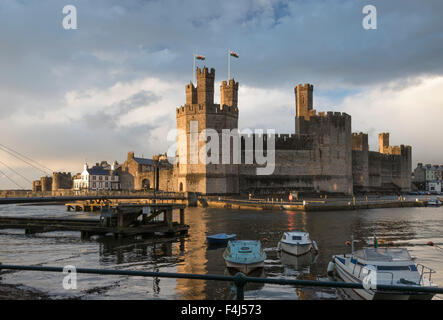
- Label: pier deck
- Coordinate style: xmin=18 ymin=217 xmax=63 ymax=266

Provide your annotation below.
xmin=0 ymin=203 xmax=188 ymax=238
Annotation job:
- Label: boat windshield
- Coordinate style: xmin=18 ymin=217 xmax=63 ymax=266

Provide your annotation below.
xmin=354 ymin=248 xmax=412 ymax=262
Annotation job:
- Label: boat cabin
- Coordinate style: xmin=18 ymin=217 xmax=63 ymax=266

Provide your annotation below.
xmin=281 ymin=231 xmax=311 ymax=245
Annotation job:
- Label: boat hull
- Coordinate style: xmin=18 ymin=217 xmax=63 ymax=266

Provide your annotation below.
xmin=279 ymin=242 xmax=312 ymax=256
xmin=333 ymin=258 xmax=434 ymax=300
xmin=225 ymin=260 xmax=265 ymax=275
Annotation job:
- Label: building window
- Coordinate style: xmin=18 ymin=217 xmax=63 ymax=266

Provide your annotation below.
xmin=105 ymin=176 xmax=108 ymax=181
xmin=99 ymin=176 xmax=103 ymax=181
xmin=93 ymin=182 xmax=96 ymax=188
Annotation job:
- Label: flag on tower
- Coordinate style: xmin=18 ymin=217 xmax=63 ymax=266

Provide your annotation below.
xmin=230 ymin=51 xmax=239 ymax=58
xmin=195 ymin=55 xmax=205 ymax=60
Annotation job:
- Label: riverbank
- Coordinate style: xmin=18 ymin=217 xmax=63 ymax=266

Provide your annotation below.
xmin=0 ymin=283 xmax=49 ymax=300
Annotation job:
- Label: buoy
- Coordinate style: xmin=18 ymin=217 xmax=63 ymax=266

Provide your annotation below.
xmin=427 ymin=241 xmax=435 ymax=246
xmin=263 ymin=237 xmax=269 ymax=242
xmin=327 ymin=261 xmax=335 ymax=276
xmin=345 ymin=240 xmax=351 ymax=246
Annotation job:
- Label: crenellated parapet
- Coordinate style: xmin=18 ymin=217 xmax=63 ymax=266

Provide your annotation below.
xmin=52 ymin=172 xmax=73 ymax=191
xmin=196 ymin=66 xmax=215 ymax=105
xmin=352 ymin=132 xmax=369 ymax=151
xmin=220 ymin=79 xmax=239 ymax=108
xmin=176 ymin=103 xmax=239 ymax=118
xmin=239 ymin=133 xmax=313 ymax=151
xmin=297 ymin=111 xmax=351 ymax=135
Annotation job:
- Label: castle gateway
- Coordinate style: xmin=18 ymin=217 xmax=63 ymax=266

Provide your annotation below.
xmin=120 ymin=66 xmax=411 ymax=196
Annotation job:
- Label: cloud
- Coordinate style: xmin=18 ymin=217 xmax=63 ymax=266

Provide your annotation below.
xmin=1 ymin=0 xmax=443 ymax=188
xmin=341 ymin=76 xmax=443 ymax=165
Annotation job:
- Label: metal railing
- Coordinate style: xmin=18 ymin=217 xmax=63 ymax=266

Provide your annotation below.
xmin=2 ymin=263 xmax=443 ymax=300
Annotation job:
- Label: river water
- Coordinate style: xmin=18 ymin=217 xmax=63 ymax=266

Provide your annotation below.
xmin=0 ymin=204 xmax=442 ymax=300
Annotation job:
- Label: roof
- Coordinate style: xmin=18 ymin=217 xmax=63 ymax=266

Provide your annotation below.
xmin=354 ymin=248 xmax=412 ymax=262
xmin=133 ymin=157 xmax=154 ymax=165
xmin=284 ymin=231 xmax=309 ymax=236
xmin=86 ymin=166 xmax=113 ymax=176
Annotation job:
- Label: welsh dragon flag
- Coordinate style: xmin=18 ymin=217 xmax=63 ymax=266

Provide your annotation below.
xmin=230 ymin=51 xmax=239 ymax=58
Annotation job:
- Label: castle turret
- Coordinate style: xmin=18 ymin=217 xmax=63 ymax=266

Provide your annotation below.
xmin=185 ymin=82 xmax=197 ymax=105
xmin=378 ymin=132 xmax=389 ymax=153
xmin=220 ymin=79 xmax=238 ymax=108
xmin=295 ymin=83 xmax=313 ymax=119
xmin=196 ymin=67 xmax=215 ymax=105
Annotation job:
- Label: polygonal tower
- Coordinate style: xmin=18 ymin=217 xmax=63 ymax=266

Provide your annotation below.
xmin=295 ymin=83 xmax=313 ymax=119
xmin=175 ymin=67 xmax=239 ymax=194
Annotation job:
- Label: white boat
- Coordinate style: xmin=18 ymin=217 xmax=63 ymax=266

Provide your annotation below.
xmin=223 ymin=240 xmax=266 ymax=274
xmin=277 ymin=231 xmax=318 ymax=256
xmin=328 ymin=241 xmax=437 ymax=300
xmin=426 ymin=198 xmax=442 ymax=206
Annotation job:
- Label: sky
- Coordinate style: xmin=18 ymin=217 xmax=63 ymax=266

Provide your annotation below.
xmin=0 ymin=0 xmax=443 ymax=189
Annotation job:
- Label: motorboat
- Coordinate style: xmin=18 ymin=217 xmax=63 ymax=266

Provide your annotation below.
xmin=223 ymin=240 xmax=266 ymax=274
xmin=328 ymin=237 xmax=437 ymax=300
xmin=206 ymin=233 xmax=236 ymax=245
xmin=277 ymin=231 xmax=318 ymax=256
xmin=426 ymin=198 xmax=442 ymax=206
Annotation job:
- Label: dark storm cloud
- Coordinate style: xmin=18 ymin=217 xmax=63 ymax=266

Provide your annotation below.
xmin=1 ymin=0 xmax=443 ymax=188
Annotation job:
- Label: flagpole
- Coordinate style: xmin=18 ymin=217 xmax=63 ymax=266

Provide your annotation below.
xmin=228 ymin=48 xmax=230 ymax=80
xmin=193 ymin=54 xmax=196 ymax=85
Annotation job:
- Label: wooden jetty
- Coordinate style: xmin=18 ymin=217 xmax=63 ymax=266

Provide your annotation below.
xmin=202 ymin=197 xmax=427 ymax=211
xmin=0 ymin=203 xmax=188 ymax=239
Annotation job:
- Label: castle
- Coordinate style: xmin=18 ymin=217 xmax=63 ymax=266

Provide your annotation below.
xmin=32 ymin=66 xmax=412 ymax=196
xmin=120 ymin=66 xmax=411 ymax=196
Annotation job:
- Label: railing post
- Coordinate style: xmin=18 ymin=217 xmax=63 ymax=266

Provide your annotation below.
xmin=233 ymin=272 xmax=246 ymax=300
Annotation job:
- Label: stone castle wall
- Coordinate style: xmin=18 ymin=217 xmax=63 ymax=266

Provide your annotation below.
xmin=52 ymin=172 xmax=72 ymax=191
xmin=352 ymin=132 xmax=411 ymax=193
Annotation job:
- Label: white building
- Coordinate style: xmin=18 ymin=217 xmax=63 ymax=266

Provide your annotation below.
xmin=428 ymin=181 xmax=441 ymax=194
xmin=73 ymin=162 xmax=120 ymax=191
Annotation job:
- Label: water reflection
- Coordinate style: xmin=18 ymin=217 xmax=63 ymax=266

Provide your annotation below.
xmin=1 ymin=205 xmax=443 ymax=299
xmin=279 ymin=251 xmax=317 ymax=275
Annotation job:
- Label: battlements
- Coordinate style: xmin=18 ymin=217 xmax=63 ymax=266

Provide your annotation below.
xmin=352 ymin=132 xmax=369 ymax=151
xmin=378 ymin=132 xmax=411 ymax=156
xmin=221 ymin=79 xmax=239 ymax=108
xmin=295 ymin=83 xmax=314 ymax=119
xmin=176 ymin=103 xmax=239 ymax=117
xmin=299 ymin=111 xmax=351 ymax=122
xmin=239 ymin=133 xmax=313 ymax=151
xmin=185 ymin=82 xmax=197 ymax=105
xmin=52 ymin=172 xmax=72 ymax=191
xmin=196 ymin=66 xmax=215 ymax=78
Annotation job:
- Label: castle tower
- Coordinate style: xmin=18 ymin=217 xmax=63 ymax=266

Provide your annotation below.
xmin=378 ymin=132 xmax=389 ymax=153
xmin=220 ymin=79 xmax=238 ymax=108
xmin=176 ymin=67 xmax=239 ymax=194
xmin=185 ymin=82 xmax=197 ymax=105
xmin=295 ymin=83 xmax=313 ymax=119
xmin=196 ymin=67 xmax=215 ymax=105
